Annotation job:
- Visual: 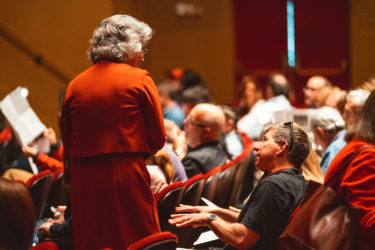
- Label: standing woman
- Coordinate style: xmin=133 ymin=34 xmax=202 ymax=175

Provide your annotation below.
xmin=60 ymin=15 xmax=166 ymax=249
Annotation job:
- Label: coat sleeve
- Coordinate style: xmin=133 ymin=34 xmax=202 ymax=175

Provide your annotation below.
xmin=141 ymin=74 xmax=166 ymax=155
xmin=34 ymin=153 xmax=63 ymax=171
xmin=341 ymin=149 xmax=375 ymax=245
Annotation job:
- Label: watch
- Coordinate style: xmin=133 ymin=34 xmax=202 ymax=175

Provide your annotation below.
xmin=207 ymin=214 xmax=217 ymax=226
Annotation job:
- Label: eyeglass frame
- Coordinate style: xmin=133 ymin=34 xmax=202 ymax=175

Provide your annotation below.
xmin=283 ymin=122 xmax=294 ymax=152
xmin=186 ymin=116 xmax=207 ymax=128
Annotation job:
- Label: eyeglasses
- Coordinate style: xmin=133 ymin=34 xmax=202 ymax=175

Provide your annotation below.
xmin=186 ymin=116 xmax=207 ymax=128
xmin=284 ymin=122 xmax=294 ymax=152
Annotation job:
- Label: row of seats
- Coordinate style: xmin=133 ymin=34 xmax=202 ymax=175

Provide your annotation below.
xmin=25 ymin=169 xmax=69 ymax=219
xmin=156 ymin=138 xmax=253 ymax=248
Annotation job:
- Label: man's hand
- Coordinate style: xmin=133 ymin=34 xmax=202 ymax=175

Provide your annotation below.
xmin=39 ymin=221 xmax=54 ymax=236
xmin=175 ymin=204 xmax=214 ymax=214
xmin=169 ymin=213 xmax=211 ymax=228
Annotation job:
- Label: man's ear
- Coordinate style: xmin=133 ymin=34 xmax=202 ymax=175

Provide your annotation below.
xmin=276 ymin=140 xmax=288 ymax=156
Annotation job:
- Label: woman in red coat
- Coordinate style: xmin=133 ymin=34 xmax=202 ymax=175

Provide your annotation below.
xmin=60 ymin=15 xmax=166 ymax=250
xmin=325 ymin=89 xmax=375 ymax=250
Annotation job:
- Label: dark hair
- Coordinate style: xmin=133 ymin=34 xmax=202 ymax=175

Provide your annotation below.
xmin=346 ymin=89 xmax=375 ymax=143
xmin=263 ymin=122 xmax=310 ymax=169
xmin=0 ymin=178 xmax=36 ymax=249
xmin=181 ymin=85 xmax=212 ymax=106
xmin=268 ymin=73 xmax=290 ymax=98
xmin=181 ymin=69 xmax=204 ymax=90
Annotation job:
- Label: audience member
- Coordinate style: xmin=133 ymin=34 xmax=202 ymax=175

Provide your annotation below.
xmin=238 ymin=73 xmax=293 ymax=140
xmin=163 ymin=119 xmax=188 ymax=182
xmin=220 ymin=104 xmax=244 ymax=159
xmin=169 ymin=122 xmax=310 ymax=249
xmin=38 ymin=204 xmax=73 ymax=241
xmin=0 ymin=178 xmax=36 ymax=249
xmin=146 ymin=149 xmax=174 ymax=196
xmin=173 ymin=103 xmax=229 ymax=177
xmin=181 ymin=84 xmax=212 ymax=115
xmin=325 ymin=89 xmax=375 ymax=249
xmin=60 ymin=15 xmax=165 ymax=249
xmin=2 ymin=128 xmax=63 ymax=183
xmin=236 ymin=75 xmax=263 ymax=119
xmin=158 ymin=82 xmax=185 ymax=128
xmin=343 ymin=89 xmax=370 ymax=129
xmin=324 ymin=86 xmax=347 ymax=115
xmin=311 ymin=107 xmax=346 ymax=175
xmin=316 ymin=85 xmax=334 ymax=108
xmin=304 ymin=75 xmax=331 ymax=108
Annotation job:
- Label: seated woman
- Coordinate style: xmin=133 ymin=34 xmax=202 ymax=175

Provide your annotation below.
xmin=0 ymin=178 xmax=36 ymax=249
xmin=147 ymin=150 xmax=174 ymax=196
xmin=2 ymin=128 xmax=63 ymax=183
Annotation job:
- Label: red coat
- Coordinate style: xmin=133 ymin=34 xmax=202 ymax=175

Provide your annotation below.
xmin=60 ymin=60 xmax=166 ymax=250
xmin=325 ymin=139 xmax=375 ymax=250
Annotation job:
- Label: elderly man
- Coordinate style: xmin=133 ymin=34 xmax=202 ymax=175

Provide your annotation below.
xmin=238 ymin=73 xmax=293 ymax=140
xmin=343 ymin=89 xmax=370 ymax=129
xmin=169 ymin=122 xmax=309 ymax=249
xmin=311 ymin=107 xmax=346 ymax=175
xmin=173 ymin=103 xmax=229 ymax=177
xmin=303 ymin=75 xmax=331 ymax=108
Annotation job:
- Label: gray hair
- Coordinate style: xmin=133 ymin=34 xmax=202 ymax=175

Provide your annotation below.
xmin=88 ymin=14 xmax=153 ymax=63
xmin=263 ymin=122 xmax=310 ymax=169
xmin=311 ymin=107 xmax=345 ymax=133
xmin=346 ymin=89 xmax=370 ymax=109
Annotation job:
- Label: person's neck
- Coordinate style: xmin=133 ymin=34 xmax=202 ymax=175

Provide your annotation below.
xmin=270 ymin=161 xmax=295 ymax=173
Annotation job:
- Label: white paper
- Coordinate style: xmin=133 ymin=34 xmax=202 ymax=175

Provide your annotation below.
xmin=194 ymin=230 xmax=219 ymax=246
xmin=201 ymin=197 xmax=218 ymax=208
xmin=0 ymin=87 xmax=48 ymax=152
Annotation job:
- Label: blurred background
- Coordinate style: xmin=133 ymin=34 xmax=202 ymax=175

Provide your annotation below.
xmin=1 ymin=0 xmax=374 ymax=134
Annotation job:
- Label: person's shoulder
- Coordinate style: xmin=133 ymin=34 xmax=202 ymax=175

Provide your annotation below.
xmin=264 ymin=169 xmax=305 ymax=186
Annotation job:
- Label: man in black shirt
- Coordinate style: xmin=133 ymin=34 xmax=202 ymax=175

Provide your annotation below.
xmin=169 ymin=122 xmax=309 ymax=249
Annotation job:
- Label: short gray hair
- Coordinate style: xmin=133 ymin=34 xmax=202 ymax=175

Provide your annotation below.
xmin=263 ymin=122 xmax=310 ymax=169
xmin=346 ymin=89 xmax=370 ymax=109
xmin=311 ymin=107 xmax=345 ymax=133
xmin=88 ymin=14 xmax=153 ymax=63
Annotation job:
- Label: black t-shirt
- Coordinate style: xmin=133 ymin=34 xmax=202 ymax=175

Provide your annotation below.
xmin=224 ymin=168 xmax=306 ymax=250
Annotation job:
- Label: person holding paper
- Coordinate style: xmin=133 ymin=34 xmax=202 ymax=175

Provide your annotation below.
xmin=60 ymin=15 xmax=165 ymax=250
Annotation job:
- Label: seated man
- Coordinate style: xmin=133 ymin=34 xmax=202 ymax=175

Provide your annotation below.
xmin=173 ymin=103 xmax=229 ymax=177
xmin=311 ymin=107 xmax=346 ymax=175
xmin=169 ymin=122 xmax=310 ymax=249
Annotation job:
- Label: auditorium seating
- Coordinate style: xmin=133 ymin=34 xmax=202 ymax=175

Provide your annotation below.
xmin=26 ymin=170 xmax=54 ymax=219
xmin=127 ymin=232 xmax=178 ymax=250
xmin=156 ymin=181 xmax=185 ymax=232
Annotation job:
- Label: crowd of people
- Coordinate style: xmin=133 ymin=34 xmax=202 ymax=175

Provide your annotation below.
xmin=0 ymin=13 xmax=374 ymax=250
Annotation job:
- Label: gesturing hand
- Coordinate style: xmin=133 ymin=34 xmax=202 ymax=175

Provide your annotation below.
xmin=169 ymin=213 xmax=211 ymax=228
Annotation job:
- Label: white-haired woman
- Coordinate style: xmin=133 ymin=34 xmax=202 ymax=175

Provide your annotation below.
xmin=60 ymin=15 xmax=165 ymax=249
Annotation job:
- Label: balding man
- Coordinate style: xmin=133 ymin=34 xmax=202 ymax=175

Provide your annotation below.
xmin=238 ymin=73 xmax=293 ymax=140
xmin=304 ymin=75 xmax=331 ymax=108
xmin=177 ymin=103 xmax=229 ymax=177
